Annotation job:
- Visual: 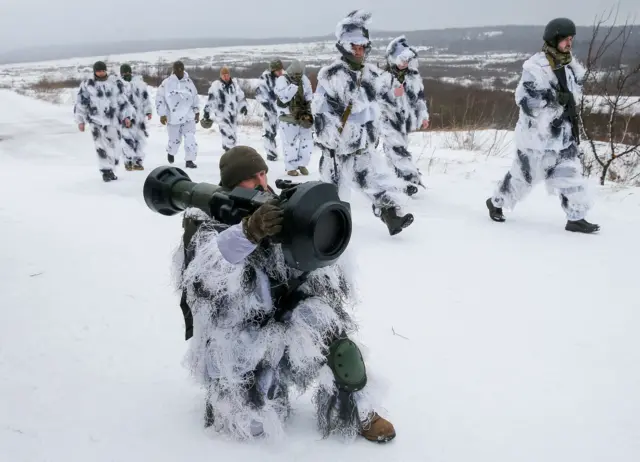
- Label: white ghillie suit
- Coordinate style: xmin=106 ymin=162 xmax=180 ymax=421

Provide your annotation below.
xmin=73 ymin=75 xmax=133 ymax=173
xmin=274 ymin=63 xmax=314 ymax=173
xmin=174 ymin=209 xmax=385 ymax=441
xmin=204 ymin=78 xmax=247 ymax=152
xmin=156 ymin=72 xmax=200 ymax=162
xmin=312 ymin=10 xmax=413 ymax=235
xmin=120 ymin=75 xmax=153 ymax=168
xmin=489 ymin=51 xmax=593 ymax=221
xmin=377 ymin=36 xmax=429 ymax=191
xmin=255 ymin=69 xmax=280 ymax=160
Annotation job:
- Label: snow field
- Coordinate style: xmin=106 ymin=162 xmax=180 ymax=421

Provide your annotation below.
xmin=0 ymin=89 xmax=639 ymax=462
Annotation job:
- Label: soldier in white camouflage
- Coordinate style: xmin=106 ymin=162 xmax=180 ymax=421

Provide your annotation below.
xmin=274 ymin=60 xmax=314 ymax=176
xmin=312 ymin=10 xmax=414 ymax=236
xmin=255 ymin=60 xmax=284 ymax=161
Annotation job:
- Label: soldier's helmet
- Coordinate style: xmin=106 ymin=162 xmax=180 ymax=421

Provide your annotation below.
xmin=543 ymin=18 xmax=577 ymax=47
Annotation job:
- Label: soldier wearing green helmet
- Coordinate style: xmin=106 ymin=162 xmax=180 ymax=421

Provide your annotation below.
xmin=486 ymin=17 xmax=600 ymax=234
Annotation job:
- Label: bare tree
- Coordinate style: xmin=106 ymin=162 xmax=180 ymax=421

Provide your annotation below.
xmin=579 ymin=5 xmax=640 ymax=185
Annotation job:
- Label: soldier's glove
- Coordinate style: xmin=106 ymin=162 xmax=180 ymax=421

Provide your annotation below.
xmin=242 ymin=200 xmax=284 ymax=244
xmin=299 ymin=112 xmax=313 ymax=129
xmin=240 ymin=107 xmax=248 ymax=116
xmin=160 ymin=115 xmax=168 ymax=125
xmin=203 ymin=110 xmax=211 ymax=120
xmin=194 ymin=112 xmax=200 ymax=123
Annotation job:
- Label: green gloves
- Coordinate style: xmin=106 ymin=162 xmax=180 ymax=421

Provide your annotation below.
xmin=557 ymin=91 xmax=573 ymax=107
xmin=242 ymin=201 xmax=284 ymax=244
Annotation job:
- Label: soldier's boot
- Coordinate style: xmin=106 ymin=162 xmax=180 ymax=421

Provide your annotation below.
xmin=133 ymin=159 xmax=144 ymax=171
xmin=204 ymin=400 xmax=214 ymax=428
xmin=380 ymin=207 xmax=414 ymax=235
xmin=287 ymin=170 xmax=299 ymax=176
xmin=486 ymin=198 xmax=505 ymax=222
xmin=359 ymin=412 xmax=396 ymax=443
xmin=405 ymin=184 xmax=418 ymax=196
xmin=101 ymin=169 xmax=117 ymax=182
xmin=124 ymin=161 xmax=133 ymax=171
xmin=186 ymin=160 xmax=197 ymax=169
xmin=565 ymin=219 xmax=600 ymax=234
xmin=167 ymin=154 xmax=175 ymax=164
xmin=298 ymin=166 xmax=309 ymax=175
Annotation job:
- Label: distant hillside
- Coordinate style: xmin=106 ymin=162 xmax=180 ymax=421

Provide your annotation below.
xmin=0 ymin=36 xmax=328 ymax=65
xmin=397 ymin=25 xmax=640 ymax=62
xmin=1 ymin=25 xmax=638 ymax=65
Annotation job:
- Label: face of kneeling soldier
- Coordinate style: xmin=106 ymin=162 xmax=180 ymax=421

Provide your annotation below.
xmin=218 ymin=146 xmax=284 ymax=245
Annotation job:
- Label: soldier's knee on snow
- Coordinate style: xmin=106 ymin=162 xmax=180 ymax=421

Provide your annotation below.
xmin=327 ymin=338 xmax=367 ymax=392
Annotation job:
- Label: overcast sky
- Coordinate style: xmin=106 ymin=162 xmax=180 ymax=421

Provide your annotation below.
xmin=1 ymin=0 xmax=638 ymax=52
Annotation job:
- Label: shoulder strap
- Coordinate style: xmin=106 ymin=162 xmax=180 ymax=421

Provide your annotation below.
xmin=179 ymin=215 xmax=206 ymax=340
xmin=260 ymin=272 xmax=311 ymax=327
xmin=338 ymin=73 xmax=363 ymax=134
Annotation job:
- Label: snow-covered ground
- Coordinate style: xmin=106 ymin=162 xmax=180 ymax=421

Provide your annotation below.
xmin=1 ymin=89 xmax=639 ymax=462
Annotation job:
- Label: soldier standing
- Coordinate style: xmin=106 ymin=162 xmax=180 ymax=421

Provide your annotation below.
xmin=255 ymin=60 xmax=284 ymax=161
xmin=202 ymin=66 xmax=248 ymax=153
xmin=485 ymin=18 xmax=600 ymax=233
xmin=74 ymin=61 xmax=133 ymax=182
xmin=377 ymin=36 xmax=430 ymax=196
xmin=155 ymin=61 xmax=200 ymax=168
xmin=118 ymin=63 xmax=153 ymax=171
xmin=274 ymin=60 xmax=314 ymax=176
xmin=312 ymin=10 xmax=414 ymax=236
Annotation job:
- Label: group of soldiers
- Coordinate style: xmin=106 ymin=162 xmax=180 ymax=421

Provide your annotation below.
xmin=72 ymin=7 xmax=606 ymax=449
xmin=73 ymin=10 xmax=599 ymax=235
xmin=72 ymin=60 xmax=247 ymax=178
xmin=72 ymin=10 xmax=428 ymax=235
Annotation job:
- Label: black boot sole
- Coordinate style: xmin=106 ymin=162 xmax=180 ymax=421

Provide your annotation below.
xmin=388 ymin=214 xmax=414 ymax=236
xmin=565 ymin=223 xmax=600 ymax=234
xmin=204 ymin=401 xmax=214 ymax=428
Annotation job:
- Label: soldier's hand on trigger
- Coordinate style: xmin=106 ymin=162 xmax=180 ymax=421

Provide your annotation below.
xmin=160 ymin=115 xmax=168 ymax=125
xmin=242 ymin=200 xmax=284 ymax=244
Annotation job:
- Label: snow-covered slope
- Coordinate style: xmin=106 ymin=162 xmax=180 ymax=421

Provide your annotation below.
xmin=1 ymin=89 xmax=639 ymax=462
